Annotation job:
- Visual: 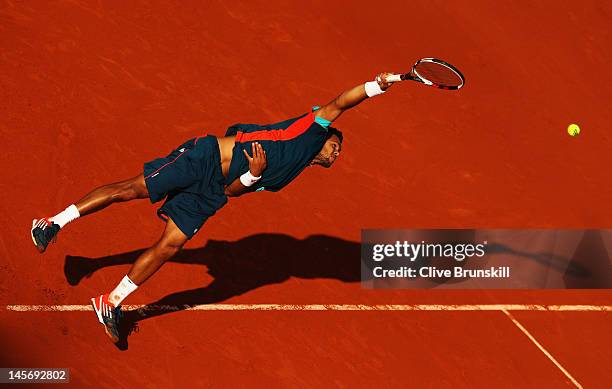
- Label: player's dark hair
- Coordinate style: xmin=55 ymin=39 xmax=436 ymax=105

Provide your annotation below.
xmin=327 ymin=127 xmax=343 ymax=144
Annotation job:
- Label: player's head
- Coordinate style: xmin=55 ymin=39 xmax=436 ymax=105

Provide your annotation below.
xmin=312 ymin=127 xmax=343 ymax=168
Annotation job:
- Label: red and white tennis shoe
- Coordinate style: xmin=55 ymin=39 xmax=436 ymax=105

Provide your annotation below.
xmin=91 ymin=294 xmax=122 ymax=343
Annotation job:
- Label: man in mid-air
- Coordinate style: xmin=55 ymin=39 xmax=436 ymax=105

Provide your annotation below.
xmin=31 ymin=73 xmax=395 ymax=342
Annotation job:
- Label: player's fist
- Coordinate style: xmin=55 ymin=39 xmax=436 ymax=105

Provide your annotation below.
xmin=243 ymin=142 xmax=267 ymax=177
xmin=376 ymin=72 xmax=395 ymax=90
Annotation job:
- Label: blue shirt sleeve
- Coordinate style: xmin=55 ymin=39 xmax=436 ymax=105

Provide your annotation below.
xmin=312 ymin=106 xmax=332 ymax=128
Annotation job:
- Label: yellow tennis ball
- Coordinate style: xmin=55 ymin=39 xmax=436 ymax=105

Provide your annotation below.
xmin=567 ymin=123 xmax=580 ymax=137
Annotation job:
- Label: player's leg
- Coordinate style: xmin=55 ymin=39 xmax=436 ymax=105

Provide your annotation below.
xmin=32 ymin=137 xmax=207 ymax=254
xmin=125 ymin=217 xmax=188 ymax=286
xmin=31 ymin=174 xmax=149 ymax=253
xmin=75 ymin=174 xmax=149 ymax=216
xmin=91 ymin=217 xmax=188 ymax=342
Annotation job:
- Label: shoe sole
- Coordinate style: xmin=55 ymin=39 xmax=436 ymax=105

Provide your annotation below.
xmin=31 ymin=219 xmax=45 ymax=253
xmin=91 ymin=297 xmax=119 ymax=343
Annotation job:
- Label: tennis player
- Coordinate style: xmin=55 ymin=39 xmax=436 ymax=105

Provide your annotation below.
xmin=31 ymin=73 xmax=395 ymax=342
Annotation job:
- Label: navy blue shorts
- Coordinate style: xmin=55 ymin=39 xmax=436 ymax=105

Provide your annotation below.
xmin=143 ymin=135 xmax=228 ymax=239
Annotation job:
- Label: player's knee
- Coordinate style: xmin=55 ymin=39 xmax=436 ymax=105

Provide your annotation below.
xmin=109 ymin=183 xmax=133 ymax=201
xmin=112 ymin=177 xmax=146 ymax=201
xmin=130 ymin=175 xmax=149 ymax=198
xmin=156 ymin=239 xmax=184 ymax=259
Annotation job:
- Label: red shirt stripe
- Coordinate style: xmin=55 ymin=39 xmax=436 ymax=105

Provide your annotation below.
xmin=235 ymin=113 xmax=315 ymax=143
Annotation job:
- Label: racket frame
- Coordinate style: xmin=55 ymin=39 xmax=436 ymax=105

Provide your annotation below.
xmin=387 ymin=58 xmax=465 ymax=90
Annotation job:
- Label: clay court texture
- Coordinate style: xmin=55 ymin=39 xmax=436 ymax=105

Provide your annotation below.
xmin=1 ymin=0 xmax=611 ymax=387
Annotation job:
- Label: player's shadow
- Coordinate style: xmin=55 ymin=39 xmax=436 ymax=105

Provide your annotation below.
xmin=64 ymin=234 xmax=361 ymax=350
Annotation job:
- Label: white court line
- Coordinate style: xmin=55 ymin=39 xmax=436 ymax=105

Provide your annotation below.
xmin=502 ymin=309 xmax=583 ymax=389
xmin=4 ymin=304 xmax=612 ymax=312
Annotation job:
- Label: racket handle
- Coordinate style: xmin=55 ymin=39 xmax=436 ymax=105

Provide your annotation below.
xmin=385 ymin=74 xmax=402 ymax=82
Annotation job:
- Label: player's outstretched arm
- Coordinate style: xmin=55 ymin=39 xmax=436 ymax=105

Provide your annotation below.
xmin=225 ymin=142 xmax=267 ymax=197
xmin=314 ymin=72 xmax=394 ymax=124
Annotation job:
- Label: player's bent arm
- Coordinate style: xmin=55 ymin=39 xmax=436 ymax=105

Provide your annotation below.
xmin=225 ymin=142 xmax=267 ymax=198
xmin=314 ymin=72 xmax=394 ymax=123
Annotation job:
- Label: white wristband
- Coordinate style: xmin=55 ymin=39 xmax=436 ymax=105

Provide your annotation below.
xmin=240 ymin=171 xmax=261 ymax=187
xmin=364 ymin=81 xmax=385 ymax=97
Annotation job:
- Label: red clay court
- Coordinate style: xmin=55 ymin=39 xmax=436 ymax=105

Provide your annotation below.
xmin=1 ymin=1 xmax=611 ymax=387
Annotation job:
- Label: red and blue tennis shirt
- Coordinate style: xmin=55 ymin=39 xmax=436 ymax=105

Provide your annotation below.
xmin=224 ymin=107 xmax=332 ymax=192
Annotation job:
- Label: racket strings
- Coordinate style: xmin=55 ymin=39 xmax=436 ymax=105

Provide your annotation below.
xmin=414 ymin=62 xmax=463 ymax=87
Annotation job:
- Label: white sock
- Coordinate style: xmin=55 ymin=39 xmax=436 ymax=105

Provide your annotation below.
xmin=109 ymin=275 xmax=138 ymax=306
xmin=50 ymin=204 xmax=80 ymax=229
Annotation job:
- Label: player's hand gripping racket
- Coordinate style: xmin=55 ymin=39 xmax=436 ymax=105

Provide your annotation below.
xmin=385 ymin=58 xmax=465 ymax=90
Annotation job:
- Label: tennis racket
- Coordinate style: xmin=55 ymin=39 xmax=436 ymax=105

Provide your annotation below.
xmin=385 ymin=58 xmax=465 ymax=90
